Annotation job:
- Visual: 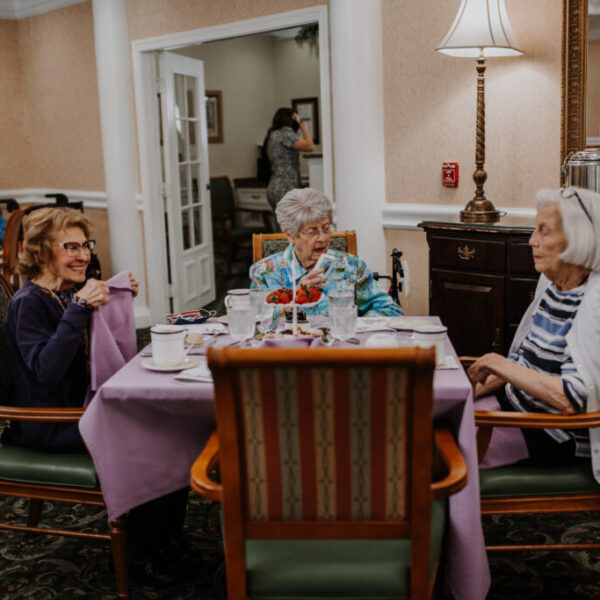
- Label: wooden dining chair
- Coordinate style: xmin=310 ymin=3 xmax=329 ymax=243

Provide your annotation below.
xmin=0 ymin=273 xmax=129 ymax=598
xmin=460 ymin=356 xmax=600 ymax=552
xmin=191 ymin=346 xmax=467 ymax=600
xmin=0 ymin=206 xmax=30 ymax=290
xmin=252 ymin=229 xmax=358 ymax=263
xmin=211 ymin=175 xmax=272 ymax=274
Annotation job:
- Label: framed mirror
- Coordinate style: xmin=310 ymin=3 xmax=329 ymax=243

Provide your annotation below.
xmin=561 ymin=0 xmax=588 ymax=161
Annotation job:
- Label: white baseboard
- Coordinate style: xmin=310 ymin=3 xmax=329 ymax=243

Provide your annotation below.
xmin=0 ymin=189 xmax=143 ymax=212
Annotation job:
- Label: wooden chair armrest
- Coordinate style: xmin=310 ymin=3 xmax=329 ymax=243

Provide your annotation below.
xmin=475 ymin=409 xmax=600 ymax=429
xmin=0 ymin=405 xmax=85 ymax=422
xmin=431 ymin=424 xmax=468 ymax=500
xmin=190 ymin=430 xmax=223 ymax=502
xmin=458 ymin=356 xmax=478 ymax=369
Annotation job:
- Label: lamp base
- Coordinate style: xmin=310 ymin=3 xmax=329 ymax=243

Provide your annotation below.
xmin=460 ymin=199 xmax=501 ymax=224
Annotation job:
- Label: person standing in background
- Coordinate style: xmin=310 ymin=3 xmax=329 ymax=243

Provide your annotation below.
xmin=263 ymin=107 xmax=314 ymax=231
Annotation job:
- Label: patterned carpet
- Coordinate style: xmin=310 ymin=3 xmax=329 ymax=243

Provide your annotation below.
xmin=0 ymin=494 xmax=599 ymax=598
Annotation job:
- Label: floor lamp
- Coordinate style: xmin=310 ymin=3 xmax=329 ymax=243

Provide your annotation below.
xmin=436 ymin=0 xmax=523 ymax=224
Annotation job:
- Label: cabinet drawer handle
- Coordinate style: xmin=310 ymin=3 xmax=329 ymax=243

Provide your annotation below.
xmin=492 ymin=328 xmax=501 ymax=353
xmin=251 ymin=194 xmax=261 ymax=199
xmin=457 ymin=244 xmax=475 ymax=260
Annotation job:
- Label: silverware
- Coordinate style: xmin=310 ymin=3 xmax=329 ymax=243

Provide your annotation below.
xmin=346 ymin=337 xmax=360 ymax=345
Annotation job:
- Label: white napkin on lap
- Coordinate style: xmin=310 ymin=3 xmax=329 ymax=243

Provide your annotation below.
xmin=174 ymin=359 xmax=213 ymax=383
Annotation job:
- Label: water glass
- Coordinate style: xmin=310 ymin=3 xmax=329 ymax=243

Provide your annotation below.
xmin=329 ymin=304 xmax=357 ymax=341
xmin=249 ymin=289 xmax=273 ymax=322
xmin=328 ymin=287 xmax=355 ymax=311
xmin=225 ymin=295 xmax=257 ymax=344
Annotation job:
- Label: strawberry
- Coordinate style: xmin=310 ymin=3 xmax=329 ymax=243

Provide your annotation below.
xmin=295 ymin=287 xmax=308 ymax=304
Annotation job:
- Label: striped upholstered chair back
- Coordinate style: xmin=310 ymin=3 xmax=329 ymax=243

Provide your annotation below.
xmin=207 ymin=346 xmax=437 ymax=599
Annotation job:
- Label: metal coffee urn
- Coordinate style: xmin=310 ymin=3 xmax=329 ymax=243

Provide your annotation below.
xmin=563 ymin=148 xmax=600 ymax=192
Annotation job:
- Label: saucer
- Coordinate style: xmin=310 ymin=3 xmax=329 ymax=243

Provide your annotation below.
xmin=140 ymin=356 xmax=203 ymax=372
xmin=385 ymin=317 xmax=430 ymax=331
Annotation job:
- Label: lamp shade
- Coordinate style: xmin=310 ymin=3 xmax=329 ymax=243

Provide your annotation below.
xmin=436 ymin=0 xmax=523 ymax=58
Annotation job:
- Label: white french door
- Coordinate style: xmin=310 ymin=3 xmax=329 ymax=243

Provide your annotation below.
xmin=159 ymin=52 xmax=215 ymax=312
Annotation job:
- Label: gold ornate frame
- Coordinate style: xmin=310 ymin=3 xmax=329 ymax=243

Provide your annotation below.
xmin=561 ymin=0 xmax=588 ymax=162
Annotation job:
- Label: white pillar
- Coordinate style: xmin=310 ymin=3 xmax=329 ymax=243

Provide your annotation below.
xmin=330 ymin=0 xmax=387 ymax=274
xmin=92 ymin=0 xmax=149 ymax=324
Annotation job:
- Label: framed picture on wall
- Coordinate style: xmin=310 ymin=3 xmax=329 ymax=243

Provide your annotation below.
xmin=206 ymin=90 xmax=223 ymax=143
xmin=292 ymin=97 xmax=319 ymax=145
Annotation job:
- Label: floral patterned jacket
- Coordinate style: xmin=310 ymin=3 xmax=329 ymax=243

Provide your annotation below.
xmin=249 ymin=245 xmax=403 ymax=317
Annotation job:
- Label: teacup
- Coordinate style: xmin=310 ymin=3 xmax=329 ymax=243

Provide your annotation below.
xmin=150 ymin=324 xmax=187 ymax=366
xmin=365 ymin=333 xmax=401 ymax=348
xmin=413 ymin=325 xmax=448 ymax=366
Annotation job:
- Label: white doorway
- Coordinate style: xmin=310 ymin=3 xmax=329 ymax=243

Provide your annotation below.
xmin=159 ymin=52 xmax=215 ymax=312
xmin=133 ymin=6 xmax=331 ymax=323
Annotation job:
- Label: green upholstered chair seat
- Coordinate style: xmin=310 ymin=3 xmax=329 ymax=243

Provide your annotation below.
xmin=245 ymin=500 xmax=447 ymax=599
xmin=480 ymin=463 xmax=599 ymax=498
xmin=0 ymin=445 xmax=98 ymax=489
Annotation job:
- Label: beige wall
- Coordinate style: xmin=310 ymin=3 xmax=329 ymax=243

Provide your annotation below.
xmin=126 ymin=0 xmax=325 ymax=41
xmin=0 ymin=19 xmax=30 ymax=189
xmin=587 ymin=39 xmax=600 ymax=139
xmin=177 ymin=34 xmax=320 ymax=181
xmin=382 ymin=0 xmax=562 ymax=315
xmin=3 ymin=1 xmax=105 ymax=190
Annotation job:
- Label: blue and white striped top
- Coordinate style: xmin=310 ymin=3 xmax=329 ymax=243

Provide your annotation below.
xmin=506 ymin=282 xmax=589 ymax=456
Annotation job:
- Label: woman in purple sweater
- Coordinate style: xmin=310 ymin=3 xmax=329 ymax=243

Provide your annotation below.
xmin=3 ymin=208 xmax=191 ymax=587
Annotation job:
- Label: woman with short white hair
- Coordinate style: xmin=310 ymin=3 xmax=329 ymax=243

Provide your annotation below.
xmin=250 ymin=187 xmax=402 ymax=316
xmin=469 ymin=187 xmax=600 ymax=466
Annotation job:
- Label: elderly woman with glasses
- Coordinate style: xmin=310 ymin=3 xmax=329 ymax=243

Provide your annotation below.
xmin=3 ymin=208 xmax=194 ymax=586
xmin=250 ymin=187 xmax=403 ymax=316
xmin=3 ymin=207 xmax=122 ymax=451
xmin=468 ymin=187 xmax=600 ymax=467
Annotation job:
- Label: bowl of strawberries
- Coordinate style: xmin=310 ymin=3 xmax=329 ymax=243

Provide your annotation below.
xmin=266 ymin=285 xmax=322 ymax=307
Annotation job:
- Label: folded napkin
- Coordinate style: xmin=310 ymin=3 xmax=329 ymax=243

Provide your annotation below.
xmin=174 ymin=359 xmax=213 ymax=383
xmin=355 ymin=317 xmax=394 ymax=333
xmin=436 ymin=355 xmax=459 ymax=369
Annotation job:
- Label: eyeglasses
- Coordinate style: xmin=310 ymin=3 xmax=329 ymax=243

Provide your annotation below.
xmin=298 ymin=225 xmax=333 ymax=239
xmin=561 ymin=188 xmax=593 ymax=224
xmin=55 ymin=240 xmax=96 ymax=256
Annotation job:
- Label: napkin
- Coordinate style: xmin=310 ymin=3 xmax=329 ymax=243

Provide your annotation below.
xmin=435 ymin=355 xmax=459 ymax=369
xmin=174 ymin=359 xmax=213 ymax=383
xmin=355 ymin=317 xmax=394 ymax=333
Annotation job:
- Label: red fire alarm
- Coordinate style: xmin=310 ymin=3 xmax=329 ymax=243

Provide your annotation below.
xmin=442 ymin=162 xmax=459 ymax=187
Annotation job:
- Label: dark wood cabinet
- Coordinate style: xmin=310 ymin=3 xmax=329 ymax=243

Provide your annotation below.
xmin=420 ymin=220 xmax=537 ymax=357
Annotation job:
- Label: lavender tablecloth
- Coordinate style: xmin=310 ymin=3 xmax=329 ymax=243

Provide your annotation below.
xmin=79 ymin=320 xmax=489 ymax=600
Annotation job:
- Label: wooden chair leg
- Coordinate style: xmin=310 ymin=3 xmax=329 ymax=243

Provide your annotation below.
xmin=109 ymin=516 xmax=129 ymax=600
xmin=27 ymin=498 xmax=43 ymax=527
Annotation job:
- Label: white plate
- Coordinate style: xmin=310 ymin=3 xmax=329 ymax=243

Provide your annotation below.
xmin=140 ymin=356 xmax=203 ymax=372
xmin=185 ymin=323 xmax=227 ymax=335
xmin=385 ymin=317 xmax=431 ymax=331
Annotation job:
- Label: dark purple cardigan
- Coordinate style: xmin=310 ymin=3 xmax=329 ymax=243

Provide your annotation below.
xmin=3 ymin=280 xmax=91 ymax=451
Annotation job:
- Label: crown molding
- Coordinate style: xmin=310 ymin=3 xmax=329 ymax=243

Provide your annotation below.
xmin=0 ymin=0 xmax=86 ymax=20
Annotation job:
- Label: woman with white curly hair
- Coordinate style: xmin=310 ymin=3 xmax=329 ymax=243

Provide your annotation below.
xmin=468 ymin=187 xmax=600 ymax=467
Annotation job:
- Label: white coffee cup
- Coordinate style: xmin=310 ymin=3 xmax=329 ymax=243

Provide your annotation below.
xmin=413 ymin=325 xmax=448 ymax=366
xmin=150 ymin=324 xmax=187 ymax=366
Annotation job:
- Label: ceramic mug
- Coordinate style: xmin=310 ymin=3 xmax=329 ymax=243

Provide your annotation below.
xmin=413 ymin=324 xmax=448 ymax=366
xmin=150 ymin=324 xmax=187 ymax=366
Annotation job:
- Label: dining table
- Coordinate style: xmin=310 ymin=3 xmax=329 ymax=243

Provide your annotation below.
xmin=78 ymin=316 xmax=490 ymax=600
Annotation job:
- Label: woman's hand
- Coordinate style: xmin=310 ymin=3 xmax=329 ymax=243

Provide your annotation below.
xmin=299 ymin=268 xmax=326 ymax=289
xmin=128 ymin=272 xmax=139 ymax=298
xmin=76 ymin=278 xmax=109 ymax=309
xmin=467 ymin=353 xmax=508 ymax=384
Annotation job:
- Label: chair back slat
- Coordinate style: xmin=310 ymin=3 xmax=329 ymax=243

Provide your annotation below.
xmin=238 ymin=364 xmax=408 ymax=522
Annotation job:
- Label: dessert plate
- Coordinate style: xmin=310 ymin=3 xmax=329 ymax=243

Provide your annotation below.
xmin=140 ymin=356 xmax=203 ymax=372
